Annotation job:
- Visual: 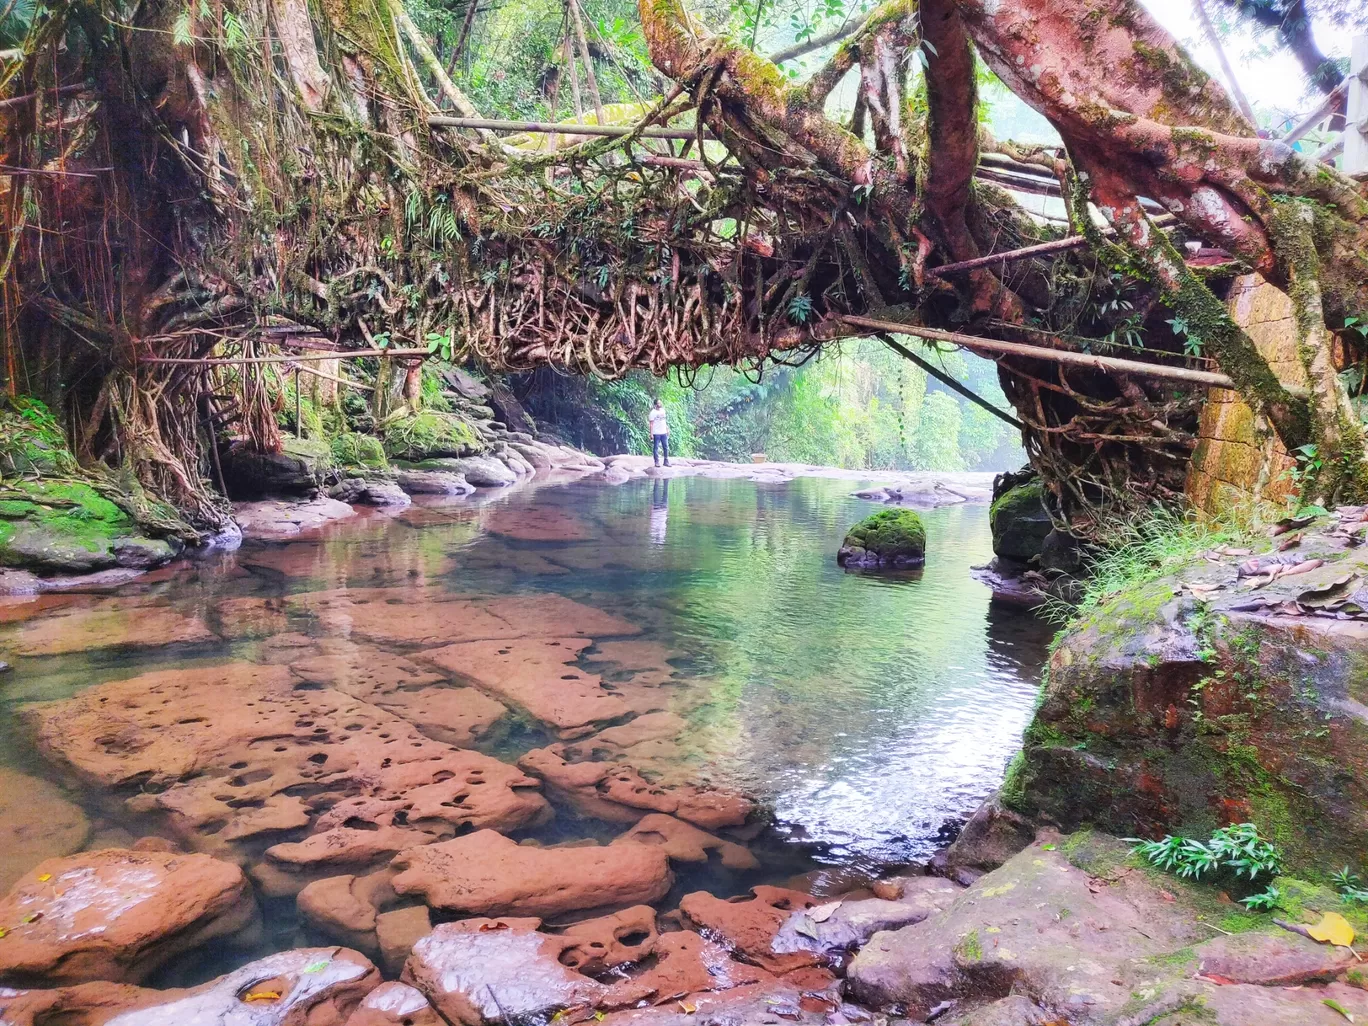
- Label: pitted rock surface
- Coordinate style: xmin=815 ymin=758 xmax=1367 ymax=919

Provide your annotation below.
xmin=0 ymin=848 xmax=256 ymax=985
xmin=613 ymin=814 xmax=758 ymax=870
xmin=23 ymin=663 xmax=550 ymax=884
xmin=678 ymin=886 xmax=823 ymax=974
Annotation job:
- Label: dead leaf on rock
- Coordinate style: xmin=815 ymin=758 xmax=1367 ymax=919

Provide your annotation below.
xmin=1299 ymin=574 xmax=1362 ymax=609
xmin=806 ymin=899 xmax=841 ymax=923
xmin=1307 ymin=912 xmax=1356 ymax=949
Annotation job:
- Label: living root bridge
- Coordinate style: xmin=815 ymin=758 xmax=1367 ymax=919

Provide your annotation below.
xmin=3 ymin=0 xmax=1368 ymax=524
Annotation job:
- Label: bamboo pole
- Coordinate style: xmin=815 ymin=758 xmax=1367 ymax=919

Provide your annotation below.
xmin=427 ymin=116 xmax=702 ymax=139
xmin=1190 ymin=0 xmax=1257 ymax=126
xmin=563 ymin=34 xmax=585 ymax=124
xmin=566 ymin=0 xmax=605 ymax=126
xmin=840 ymin=315 xmax=1235 ymax=388
xmin=877 ymin=334 xmax=1024 ymax=429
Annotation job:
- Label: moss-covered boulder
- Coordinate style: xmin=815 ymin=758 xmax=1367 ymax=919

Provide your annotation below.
xmin=0 ymin=479 xmax=177 ymax=573
xmin=331 ymin=432 xmax=389 ymax=471
xmin=988 ymin=480 xmax=1052 ymax=563
xmin=837 ymin=508 xmax=926 ymax=569
xmin=1007 ymin=517 xmax=1368 ymax=875
xmin=220 ymin=437 xmax=335 ymax=500
xmin=381 ymin=411 xmax=483 ymax=461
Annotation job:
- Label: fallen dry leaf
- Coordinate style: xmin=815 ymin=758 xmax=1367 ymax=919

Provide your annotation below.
xmin=1306 ymin=912 xmax=1356 ymax=948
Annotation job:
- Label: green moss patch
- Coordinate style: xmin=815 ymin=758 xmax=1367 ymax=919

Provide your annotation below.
xmin=839 ymin=508 xmax=926 ymax=565
xmin=331 ymin=432 xmax=389 ymax=470
xmin=382 ymin=410 xmax=483 ymax=460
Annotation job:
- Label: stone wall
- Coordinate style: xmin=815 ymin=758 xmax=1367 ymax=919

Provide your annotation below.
xmin=1185 ymin=275 xmax=1302 ymax=516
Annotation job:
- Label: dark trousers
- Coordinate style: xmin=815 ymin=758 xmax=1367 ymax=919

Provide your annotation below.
xmin=652 ymin=434 xmax=670 ymax=464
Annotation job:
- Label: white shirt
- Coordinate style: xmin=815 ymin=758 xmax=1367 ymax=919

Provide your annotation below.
xmin=648 ymin=408 xmax=669 ymax=436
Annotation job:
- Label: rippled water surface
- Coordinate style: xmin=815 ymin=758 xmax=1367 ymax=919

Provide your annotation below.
xmin=0 ymin=473 xmax=1051 ymax=967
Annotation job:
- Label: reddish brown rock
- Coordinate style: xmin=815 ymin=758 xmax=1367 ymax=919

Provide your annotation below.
xmin=344 ymin=981 xmax=442 ymax=1026
xmin=0 ymin=767 xmax=90 ymax=894
xmin=606 ymin=930 xmax=774 ymax=1004
xmin=421 ymin=638 xmax=637 ymax=737
xmin=390 ymin=830 xmax=672 ymax=917
xmin=771 ymin=898 xmax=933 ymax=959
xmin=596 ymin=978 xmax=840 ymax=1026
xmin=289 ymin=642 xmax=507 ymax=748
xmin=298 ymin=870 xmax=398 ymax=954
xmin=292 ymin=588 xmax=638 ymax=648
xmin=6 ymin=601 xmax=214 ymax=657
xmin=519 ymin=744 xmax=754 ymax=829
xmin=485 ymin=506 xmax=591 ymax=542
xmin=0 ymin=849 xmax=257 ymax=985
xmin=1194 ymin=930 xmax=1356 ymax=985
xmin=614 ymin=814 xmax=758 ymax=871
xmin=24 ymin=663 xmax=550 ymax=883
xmin=403 ymin=918 xmax=606 ymax=1026
xmin=678 ymin=887 xmax=822 ymax=974
xmin=375 ymin=906 xmax=433 ymax=978
xmin=553 ymin=905 xmax=659 ymax=974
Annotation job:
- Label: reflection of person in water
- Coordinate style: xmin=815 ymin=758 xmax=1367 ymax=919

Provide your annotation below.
xmin=650 ymin=477 xmax=669 ymax=545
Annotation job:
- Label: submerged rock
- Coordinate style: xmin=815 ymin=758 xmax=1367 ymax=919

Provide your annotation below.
xmin=403 ymin=918 xmax=607 ymax=1026
xmin=391 ymin=829 xmax=672 ymax=917
xmin=836 ymin=509 xmax=926 ymax=569
xmin=4 ymin=600 xmax=214 ymax=657
xmin=0 ymin=767 xmax=91 ymax=894
xmin=23 ymin=662 xmax=550 ymax=886
xmin=518 ymin=743 xmax=754 ymax=829
xmin=0 ymin=848 xmax=257 ymax=985
xmin=613 ymin=813 xmax=758 ymax=870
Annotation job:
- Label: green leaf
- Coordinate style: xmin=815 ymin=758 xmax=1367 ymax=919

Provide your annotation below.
xmin=172 ymin=9 xmax=195 ymax=47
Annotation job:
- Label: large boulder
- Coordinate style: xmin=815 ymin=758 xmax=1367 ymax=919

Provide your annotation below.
xmin=0 ymin=480 xmax=178 ymax=574
xmin=836 ymin=508 xmax=926 ymax=569
xmin=0 ymin=849 xmax=257 ymax=985
xmin=220 ymin=437 xmax=333 ymax=499
xmin=987 ymin=479 xmax=1052 ymax=564
xmin=1006 ymin=512 xmax=1368 ymax=873
xmin=848 ymin=830 xmax=1368 ymax=1025
xmin=390 ymin=830 xmax=672 ymax=917
xmin=381 ymin=411 xmax=484 ymax=461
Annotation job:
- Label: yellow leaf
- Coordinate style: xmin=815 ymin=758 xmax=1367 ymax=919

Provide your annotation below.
xmin=1307 ymin=912 xmax=1356 ymax=948
xmin=244 ymin=991 xmax=281 ymax=1002
xmin=36 ymin=874 xmax=51 ymax=883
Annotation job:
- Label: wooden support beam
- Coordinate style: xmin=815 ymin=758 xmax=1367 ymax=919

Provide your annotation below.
xmin=1281 ymin=78 xmax=1348 ymax=144
xmin=428 ymin=116 xmax=703 ymax=140
xmin=840 ymin=315 xmax=1235 ymax=388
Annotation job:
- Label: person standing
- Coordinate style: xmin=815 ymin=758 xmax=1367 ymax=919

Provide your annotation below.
xmin=648 ymin=398 xmax=671 ymax=466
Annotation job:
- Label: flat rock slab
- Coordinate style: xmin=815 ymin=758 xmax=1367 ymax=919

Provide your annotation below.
xmin=519 ymin=744 xmax=754 ymax=829
xmin=0 ymin=767 xmax=90 ymax=894
xmin=403 ymin=918 xmax=606 ymax=1026
xmin=391 ymin=829 xmax=671 ymax=917
xmin=291 ymin=587 xmax=639 ymax=648
xmin=3 ymin=601 xmax=214 ymax=657
xmin=484 ymin=506 xmax=592 ymax=542
xmin=234 ymin=497 xmax=357 ymax=540
xmin=421 ymin=637 xmax=635 ymax=736
xmin=24 ymin=663 xmax=550 ymax=881
xmin=771 ymin=898 xmax=931 ymax=958
xmin=0 ymin=849 xmax=256 ymax=985
xmin=290 ymin=641 xmax=507 ymax=747
xmin=847 ymin=832 xmax=1368 ymax=1025
xmin=0 ymin=946 xmax=380 ymax=1026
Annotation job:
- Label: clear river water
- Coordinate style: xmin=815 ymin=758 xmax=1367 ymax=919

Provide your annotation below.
xmin=0 ymin=473 xmax=1052 ymax=980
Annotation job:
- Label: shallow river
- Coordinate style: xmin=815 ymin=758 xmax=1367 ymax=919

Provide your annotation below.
xmin=0 ymin=473 xmax=1051 ymax=981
